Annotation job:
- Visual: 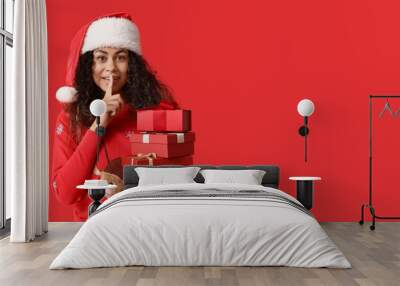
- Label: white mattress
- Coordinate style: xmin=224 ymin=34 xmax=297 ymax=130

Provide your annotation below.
xmin=50 ymin=183 xmax=351 ymax=269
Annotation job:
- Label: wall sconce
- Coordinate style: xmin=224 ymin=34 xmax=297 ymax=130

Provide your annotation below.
xmin=90 ymin=99 xmax=107 ymax=165
xmin=297 ymin=99 xmax=315 ymax=162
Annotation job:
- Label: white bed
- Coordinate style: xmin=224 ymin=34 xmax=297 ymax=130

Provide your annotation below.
xmin=50 ymin=183 xmax=351 ymax=269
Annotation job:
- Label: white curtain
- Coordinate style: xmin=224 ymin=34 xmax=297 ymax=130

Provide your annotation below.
xmin=8 ymin=0 xmax=49 ymax=242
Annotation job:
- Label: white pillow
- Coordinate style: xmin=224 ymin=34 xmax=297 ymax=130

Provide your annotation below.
xmin=200 ymin=169 xmax=266 ymax=185
xmin=135 ymin=167 xmax=201 ymax=186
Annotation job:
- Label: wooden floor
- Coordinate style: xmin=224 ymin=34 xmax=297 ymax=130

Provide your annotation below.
xmin=0 ymin=222 xmax=399 ymax=286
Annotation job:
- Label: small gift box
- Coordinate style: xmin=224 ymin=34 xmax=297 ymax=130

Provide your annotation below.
xmin=125 ymin=153 xmax=158 ymax=166
xmin=129 ymin=132 xmax=195 ymax=158
xmin=137 ymin=109 xmax=191 ymax=132
xmin=122 ymin=155 xmax=193 ymax=166
xmin=103 ymin=154 xmax=194 ymax=181
xmin=102 ymin=154 xmax=157 ymax=179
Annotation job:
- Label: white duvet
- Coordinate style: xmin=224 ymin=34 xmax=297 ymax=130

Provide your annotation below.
xmin=50 ymin=183 xmax=351 ymax=269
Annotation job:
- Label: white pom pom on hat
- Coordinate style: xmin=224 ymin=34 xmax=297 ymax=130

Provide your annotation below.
xmin=56 ymin=86 xmax=78 ymax=103
xmin=56 ymin=12 xmax=142 ymax=103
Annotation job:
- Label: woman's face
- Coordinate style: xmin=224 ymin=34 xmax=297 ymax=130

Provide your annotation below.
xmin=92 ymin=47 xmax=129 ymax=94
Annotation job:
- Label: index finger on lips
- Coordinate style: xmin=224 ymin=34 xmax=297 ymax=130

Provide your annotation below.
xmin=105 ymin=74 xmax=113 ymax=98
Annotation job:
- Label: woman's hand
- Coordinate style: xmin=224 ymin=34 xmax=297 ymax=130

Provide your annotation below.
xmin=93 ymin=167 xmax=124 ymax=199
xmin=90 ymin=75 xmax=124 ymax=131
xmin=103 ymin=172 xmax=124 ymax=198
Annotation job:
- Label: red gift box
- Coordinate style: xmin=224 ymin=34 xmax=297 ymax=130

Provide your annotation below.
xmin=129 ymin=132 xmax=195 ymax=158
xmin=130 ymin=132 xmax=195 ymax=144
xmin=130 ymin=142 xmax=194 ymax=158
xmin=137 ymin=109 xmax=191 ymax=132
xmin=122 ymin=155 xmax=193 ymax=166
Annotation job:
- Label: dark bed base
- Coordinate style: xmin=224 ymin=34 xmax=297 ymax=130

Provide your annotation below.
xmin=123 ymin=165 xmax=280 ymax=189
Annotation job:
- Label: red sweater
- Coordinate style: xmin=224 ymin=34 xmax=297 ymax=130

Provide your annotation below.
xmin=51 ymin=102 xmax=174 ymax=221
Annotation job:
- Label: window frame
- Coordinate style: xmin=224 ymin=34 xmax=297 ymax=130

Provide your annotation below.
xmin=0 ymin=0 xmax=14 ymax=234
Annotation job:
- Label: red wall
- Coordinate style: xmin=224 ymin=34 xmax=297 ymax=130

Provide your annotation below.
xmin=47 ymin=0 xmax=400 ymax=221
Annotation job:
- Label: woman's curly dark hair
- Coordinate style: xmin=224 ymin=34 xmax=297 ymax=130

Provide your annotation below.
xmin=65 ymin=50 xmax=176 ymax=141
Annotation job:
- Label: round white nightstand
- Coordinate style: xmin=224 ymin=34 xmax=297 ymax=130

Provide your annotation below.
xmin=289 ymin=177 xmax=321 ymax=210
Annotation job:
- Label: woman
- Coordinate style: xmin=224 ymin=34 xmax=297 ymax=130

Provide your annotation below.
xmin=51 ymin=13 xmax=176 ymax=221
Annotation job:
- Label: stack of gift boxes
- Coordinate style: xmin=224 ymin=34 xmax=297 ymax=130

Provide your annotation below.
xmin=124 ymin=109 xmax=194 ymax=166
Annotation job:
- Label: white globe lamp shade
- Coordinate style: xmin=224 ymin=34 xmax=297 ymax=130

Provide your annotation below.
xmin=90 ymin=99 xmax=107 ymax=117
xmin=297 ymin=99 xmax=315 ymax=117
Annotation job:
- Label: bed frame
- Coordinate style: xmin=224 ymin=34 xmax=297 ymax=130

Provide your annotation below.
xmin=123 ymin=165 xmax=280 ymax=189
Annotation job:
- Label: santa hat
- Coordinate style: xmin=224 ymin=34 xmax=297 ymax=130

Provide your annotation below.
xmin=56 ymin=12 xmax=142 ymax=103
